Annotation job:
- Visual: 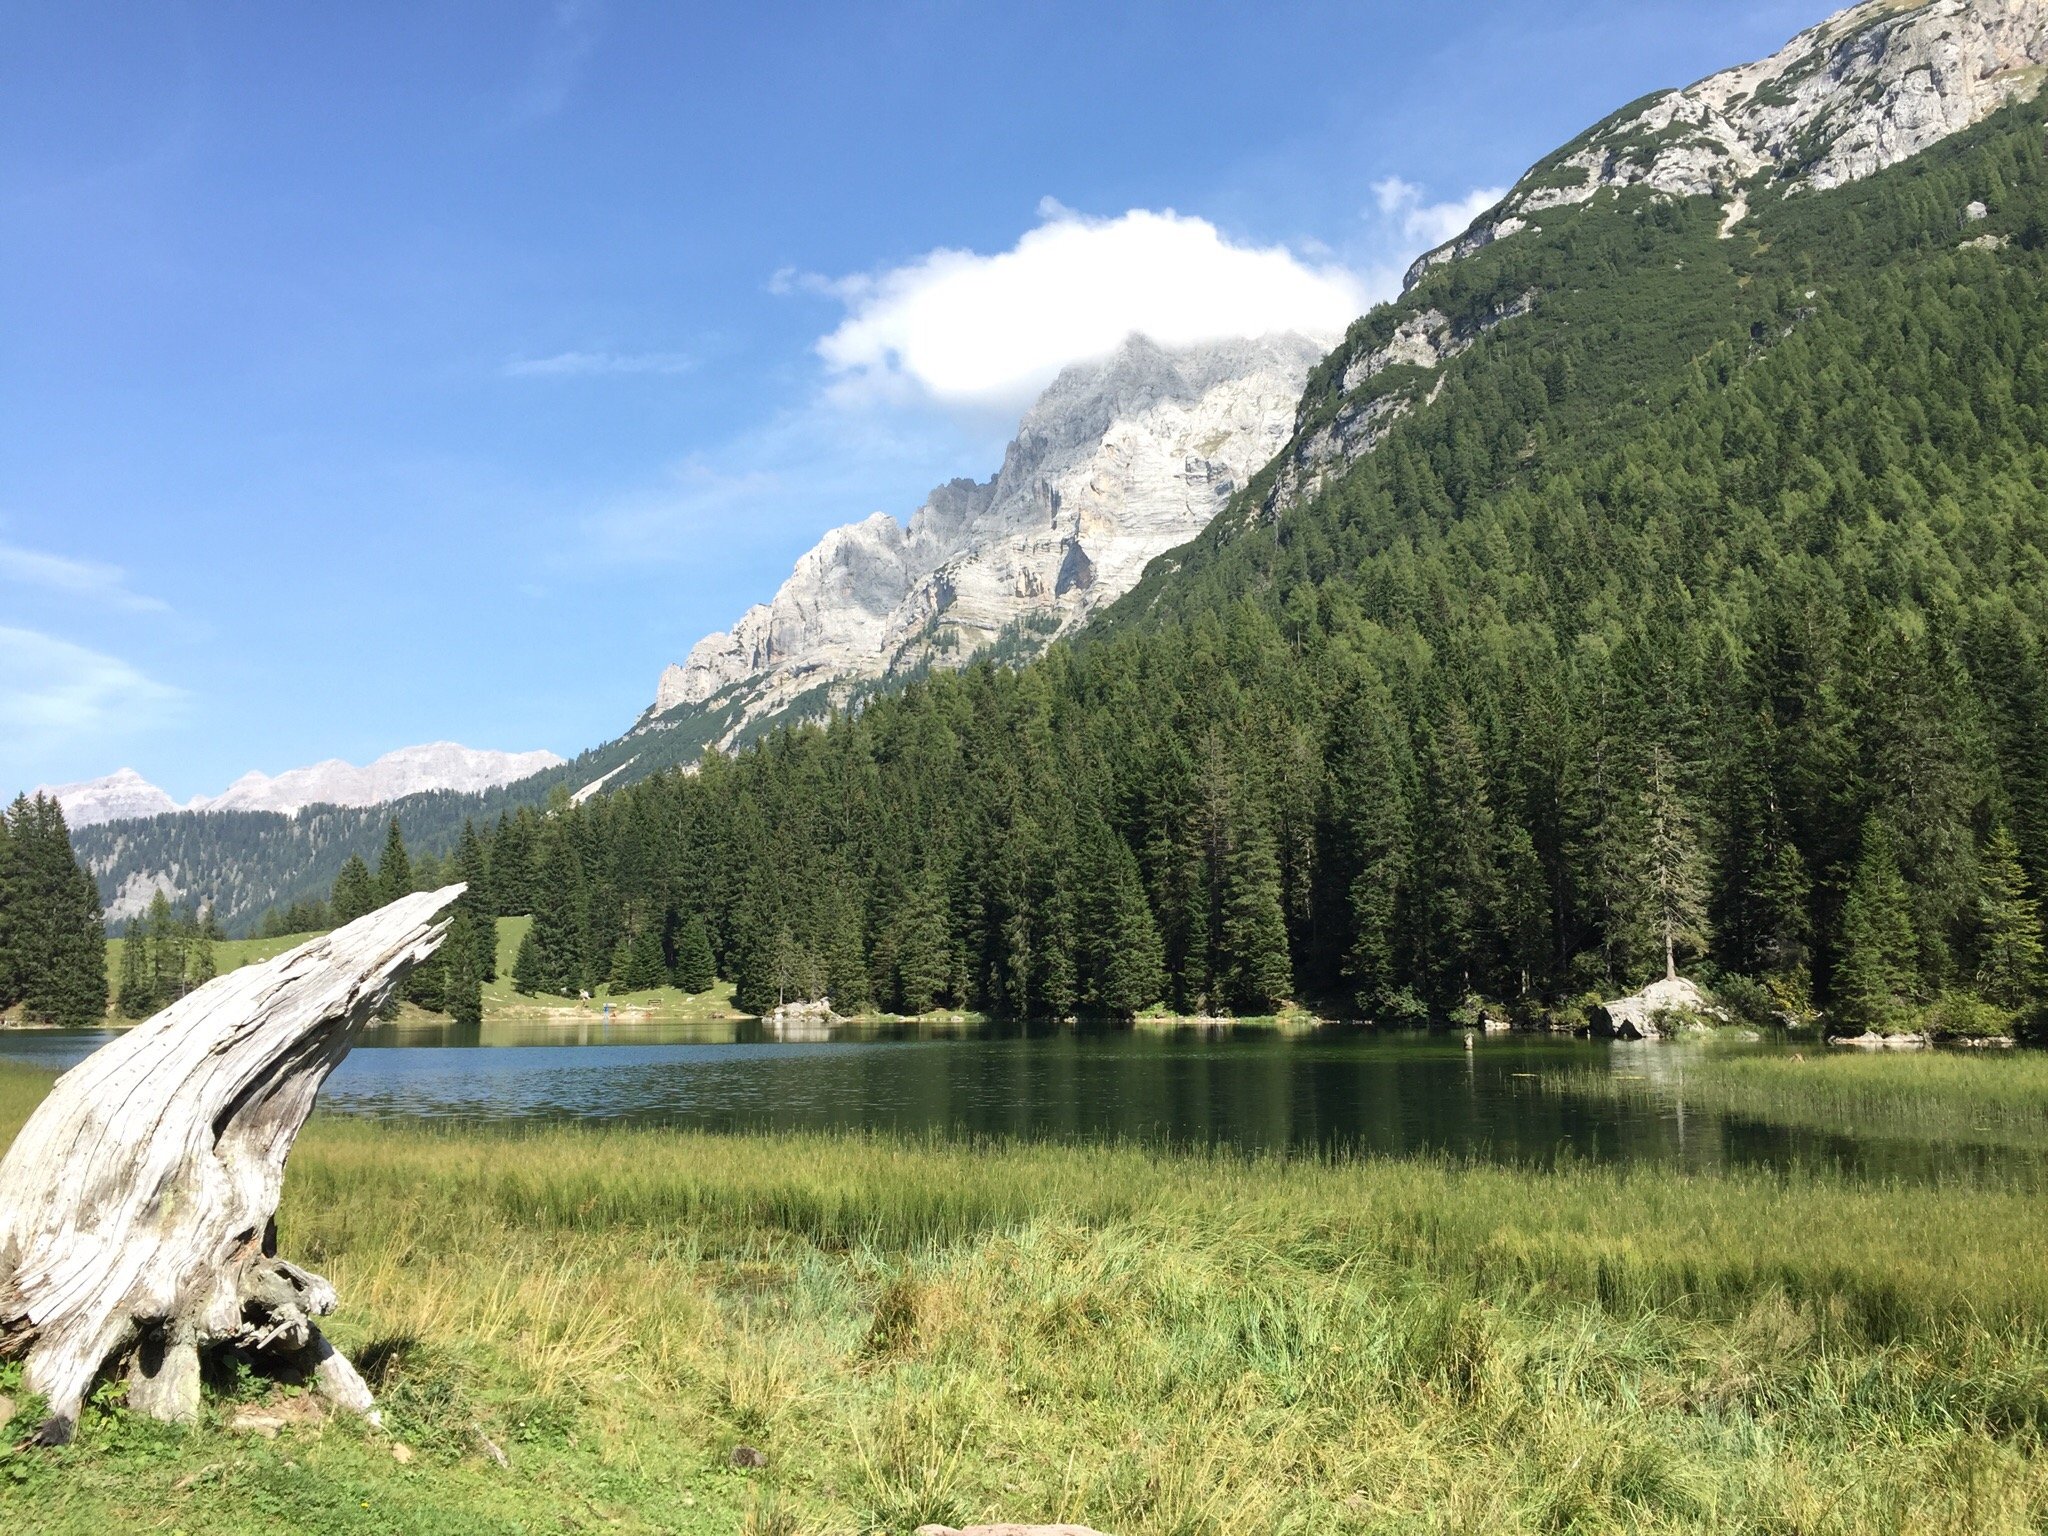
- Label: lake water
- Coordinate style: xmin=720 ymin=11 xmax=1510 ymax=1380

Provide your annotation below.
xmin=0 ymin=1017 xmax=2022 ymax=1179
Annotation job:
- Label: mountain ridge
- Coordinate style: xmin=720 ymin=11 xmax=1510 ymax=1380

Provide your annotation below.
xmin=39 ymin=742 xmax=565 ymax=829
xmin=647 ymin=330 xmax=1329 ymax=749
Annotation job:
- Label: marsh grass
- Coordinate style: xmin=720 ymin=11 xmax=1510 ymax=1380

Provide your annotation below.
xmin=1556 ymin=1046 xmax=2048 ymax=1154
xmin=5 ymin=1059 xmax=2048 ymax=1532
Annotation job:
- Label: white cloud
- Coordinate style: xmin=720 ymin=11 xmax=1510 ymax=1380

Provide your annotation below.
xmin=0 ymin=542 xmax=168 ymax=612
xmin=1372 ymin=177 xmax=1507 ymax=251
xmin=0 ymin=626 xmax=183 ymax=767
xmin=813 ymin=205 xmax=1371 ymax=410
xmin=503 ymin=350 xmax=693 ymax=378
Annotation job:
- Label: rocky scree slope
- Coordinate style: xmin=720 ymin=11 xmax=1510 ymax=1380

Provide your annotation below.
xmin=645 ymin=332 xmax=1326 ymax=750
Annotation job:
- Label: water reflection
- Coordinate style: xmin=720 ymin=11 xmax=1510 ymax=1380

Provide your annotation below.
xmin=0 ymin=1021 xmax=2029 ymax=1181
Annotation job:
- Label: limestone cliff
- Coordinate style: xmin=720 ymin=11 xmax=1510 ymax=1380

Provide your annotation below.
xmin=1408 ymin=0 xmax=2048 ymax=288
xmin=649 ymin=332 xmax=1326 ymax=744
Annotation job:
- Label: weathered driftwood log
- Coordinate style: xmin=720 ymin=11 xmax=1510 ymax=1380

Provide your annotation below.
xmin=0 ymin=886 xmax=462 ymax=1444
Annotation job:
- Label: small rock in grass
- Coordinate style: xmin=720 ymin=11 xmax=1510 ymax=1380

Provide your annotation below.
xmin=471 ymin=1425 xmax=509 ymax=1468
xmin=390 ymin=1442 xmax=416 ymax=1464
xmin=229 ymin=1408 xmax=286 ymax=1440
xmin=729 ymin=1444 xmax=768 ymax=1469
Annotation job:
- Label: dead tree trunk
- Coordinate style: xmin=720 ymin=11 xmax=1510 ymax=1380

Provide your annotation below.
xmin=0 ymin=886 xmax=463 ymax=1444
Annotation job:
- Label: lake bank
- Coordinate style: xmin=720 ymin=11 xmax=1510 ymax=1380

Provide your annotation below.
xmin=5 ymin=1055 xmax=2048 ymax=1532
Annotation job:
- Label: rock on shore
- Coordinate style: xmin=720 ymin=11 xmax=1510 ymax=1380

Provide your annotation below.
xmin=1590 ymin=976 xmax=1722 ymax=1040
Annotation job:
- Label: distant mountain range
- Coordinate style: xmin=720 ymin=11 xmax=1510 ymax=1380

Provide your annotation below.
xmin=40 ymin=743 xmax=564 ymax=828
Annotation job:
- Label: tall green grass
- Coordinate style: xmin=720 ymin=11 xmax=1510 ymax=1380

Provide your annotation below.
xmin=1558 ymin=1047 xmax=2048 ymax=1153
xmin=5 ymin=1060 xmax=2048 ymax=1533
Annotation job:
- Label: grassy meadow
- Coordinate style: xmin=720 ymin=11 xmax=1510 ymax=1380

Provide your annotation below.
xmin=6 ymin=1053 xmax=2048 ymax=1534
xmin=104 ymin=929 xmax=330 ymax=997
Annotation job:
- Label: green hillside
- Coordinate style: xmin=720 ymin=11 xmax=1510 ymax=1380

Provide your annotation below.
xmin=448 ymin=100 xmax=2048 ymax=1035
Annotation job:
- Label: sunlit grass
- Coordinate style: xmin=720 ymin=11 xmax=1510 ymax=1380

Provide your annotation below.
xmin=5 ymin=1059 xmax=2048 ymax=1532
xmin=1556 ymin=1046 xmax=2048 ymax=1153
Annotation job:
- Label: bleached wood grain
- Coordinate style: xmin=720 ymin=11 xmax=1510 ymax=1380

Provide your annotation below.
xmin=0 ymin=886 xmax=462 ymax=1443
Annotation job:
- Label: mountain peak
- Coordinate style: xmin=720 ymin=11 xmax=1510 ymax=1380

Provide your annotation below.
xmin=1407 ymin=0 xmax=2048 ymax=288
xmin=649 ymin=330 xmax=1329 ymax=734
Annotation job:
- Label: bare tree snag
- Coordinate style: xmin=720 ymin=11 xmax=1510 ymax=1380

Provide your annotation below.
xmin=0 ymin=886 xmax=463 ymax=1444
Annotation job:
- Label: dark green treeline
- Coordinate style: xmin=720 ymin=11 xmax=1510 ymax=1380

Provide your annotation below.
xmin=333 ymin=106 xmax=2048 ymax=1035
xmin=0 ymin=794 xmax=107 ymax=1026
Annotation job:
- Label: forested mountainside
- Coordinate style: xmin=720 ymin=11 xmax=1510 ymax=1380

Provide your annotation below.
xmin=426 ymin=83 xmax=2048 ymax=1033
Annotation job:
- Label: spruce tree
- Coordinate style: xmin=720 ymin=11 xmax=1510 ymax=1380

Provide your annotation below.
xmin=1834 ymin=823 xmax=1921 ymax=1033
xmin=7 ymin=795 xmax=108 ymax=1026
xmin=1976 ymin=826 xmax=2044 ymax=1015
xmin=672 ymin=914 xmax=716 ymax=994
xmin=187 ymin=912 xmax=217 ymax=992
xmin=144 ymin=890 xmax=183 ymax=1003
xmin=331 ymin=856 xmax=377 ymax=925
xmin=1219 ymin=813 xmax=1293 ymax=1013
xmin=528 ymin=827 xmax=589 ymax=995
xmin=452 ymin=821 xmax=496 ymax=979
xmin=116 ymin=928 xmax=159 ymax=1019
xmin=621 ymin=923 xmax=667 ymax=992
xmin=1089 ymin=833 xmax=1165 ymax=1017
xmin=606 ymin=937 xmax=636 ymax=994
xmin=893 ymin=874 xmax=951 ymax=1015
xmin=511 ymin=927 xmax=544 ymax=995
xmin=443 ymin=908 xmax=486 ymax=1027
xmin=1642 ymin=745 xmax=1709 ymax=982
xmin=0 ymin=806 xmax=17 ymax=1011
xmin=375 ymin=818 xmax=413 ymax=907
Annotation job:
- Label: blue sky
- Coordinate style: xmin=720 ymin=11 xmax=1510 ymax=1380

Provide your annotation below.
xmin=2 ymin=0 xmax=1823 ymax=800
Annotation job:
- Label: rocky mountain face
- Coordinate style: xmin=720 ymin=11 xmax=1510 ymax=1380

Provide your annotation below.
xmin=649 ymin=332 xmax=1328 ymax=747
xmin=1254 ymin=0 xmax=2047 ymax=526
xmin=1408 ymin=0 xmax=2048 ymax=288
xmin=41 ymin=743 xmax=564 ymax=829
xmin=34 ymin=768 xmax=182 ymax=827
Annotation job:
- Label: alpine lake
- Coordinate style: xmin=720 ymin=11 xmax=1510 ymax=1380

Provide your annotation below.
xmin=2 ymin=1015 xmax=2031 ymax=1184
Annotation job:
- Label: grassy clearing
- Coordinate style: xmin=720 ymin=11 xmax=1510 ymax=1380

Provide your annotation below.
xmin=5 ymin=1061 xmax=2048 ymax=1533
xmin=481 ymin=916 xmax=744 ymax=1022
xmin=1556 ymin=1046 xmax=2048 ymax=1154
xmin=103 ymin=930 xmax=328 ymax=996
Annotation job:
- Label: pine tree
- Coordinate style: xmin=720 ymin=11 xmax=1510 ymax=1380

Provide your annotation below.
xmin=0 ymin=806 xmax=16 ymax=1012
xmin=1834 ymin=823 xmax=1921 ymax=1033
xmin=1087 ymin=832 xmax=1165 ymax=1017
xmin=511 ymin=927 xmax=544 ymax=995
xmin=672 ymin=914 xmax=716 ymax=994
xmin=606 ymin=937 xmax=636 ymax=993
xmin=1713 ymin=711 xmax=1812 ymax=988
xmin=144 ymin=891 xmax=184 ymax=1004
xmin=1976 ymin=826 xmax=2044 ymax=1014
xmin=1219 ymin=812 xmax=1293 ymax=1013
xmin=528 ymin=827 xmax=589 ymax=995
xmin=331 ymin=856 xmax=377 ymax=925
xmin=623 ymin=923 xmax=668 ymax=992
xmin=375 ymin=818 xmax=413 ymax=907
xmin=187 ymin=912 xmax=217 ymax=991
xmin=443 ymin=908 xmax=485 ymax=1027
xmin=116 ymin=927 xmax=159 ymax=1019
xmin=1642 ymin=745 xmax=1709 ymax=982
xmin=6 ymin=796 xmax=107 ymax=1026
xmin=452 ymin=821 xmax=496 ymax=979
xmin=893 ymin=873 xmax=951 ymax=1015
